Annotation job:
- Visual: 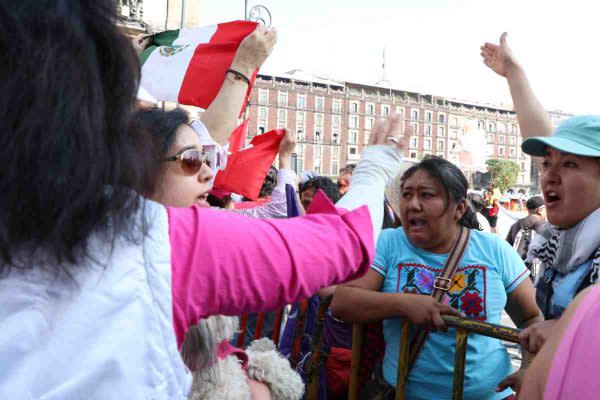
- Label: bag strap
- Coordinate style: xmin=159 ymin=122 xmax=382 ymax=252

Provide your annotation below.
xmin=406 ymin=225 xmax=471 ymax=370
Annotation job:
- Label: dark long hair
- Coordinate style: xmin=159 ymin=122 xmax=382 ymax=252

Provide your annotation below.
xmin=0 ymin=0 xmax=157 ymax=275
xmin=401 ymin=157 xmax=480 ymax=230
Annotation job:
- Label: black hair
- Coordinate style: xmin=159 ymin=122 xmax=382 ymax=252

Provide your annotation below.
xmin=131 ymin=107 xmax=190 ymax=156
xmin=207 ymin=194 xmax=233 ymax=209
xmin=259 ymin=166 xmax=278 ymax=198
xmin=467 ymin=192 xmax=485 ymax=213
xmin=0 ymin=0 xmax=157 ymax=274
xmin=401 ymin=157 xmax=480 ymax=230
xmin=299 ymin=176 xmax=341 ymax=203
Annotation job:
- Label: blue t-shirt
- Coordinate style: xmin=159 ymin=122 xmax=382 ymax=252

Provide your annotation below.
xmin=372 ymin=228 xmax=529 ymax=400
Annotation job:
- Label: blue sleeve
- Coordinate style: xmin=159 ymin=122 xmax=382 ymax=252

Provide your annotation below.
xmin=493 ymin=235 xmax=530 ymax=292
xmin=371 ymin=228 xmax=393 ymax=277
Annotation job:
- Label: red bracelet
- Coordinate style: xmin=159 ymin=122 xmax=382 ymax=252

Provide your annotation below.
xmin=226 ymin=69 xmax=251 ymax=86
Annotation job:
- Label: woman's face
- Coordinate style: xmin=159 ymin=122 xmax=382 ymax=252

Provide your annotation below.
xmin=152 ymin=124 xmax=214 ymax=208
xmin=399 ymin=169 xmax=466 ymax=253
xmin=540 ymin=147 xmax=600 ymax=228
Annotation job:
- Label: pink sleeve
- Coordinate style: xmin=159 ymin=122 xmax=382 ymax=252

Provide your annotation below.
xmin=544 ymin=285 xmax=600 ymax=400
xmin=168 ymin=190 xmax=374 ymax=346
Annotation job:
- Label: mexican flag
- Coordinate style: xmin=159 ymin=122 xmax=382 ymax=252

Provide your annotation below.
xmin=139 ymin=21 xmax=258 ymax=109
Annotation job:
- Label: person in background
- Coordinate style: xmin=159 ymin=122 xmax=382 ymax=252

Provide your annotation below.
xmin=483 ymin=189 xmax=500 ymax=233
xmin=299 ymin=176 xmax=340 ymax=211
xmin=481 ymin=32 xmax=600 ymax=388
xmin=506 ymin=196 xmax=546 ymax=281
xmin=337 ymin=163 xmax=356 ymax=197
xmin=468 ymin=192 xmax=491 ymax=231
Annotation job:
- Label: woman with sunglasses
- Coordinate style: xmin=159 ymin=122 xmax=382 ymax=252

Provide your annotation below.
xmin=0 ymin=2 xmax=407 ymax=398
xmin=482 ymin=32 xmax=600 ymax=396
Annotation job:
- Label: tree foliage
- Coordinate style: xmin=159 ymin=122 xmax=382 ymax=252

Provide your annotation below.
xmin=485 ymin=159 xmax=520 ymax=192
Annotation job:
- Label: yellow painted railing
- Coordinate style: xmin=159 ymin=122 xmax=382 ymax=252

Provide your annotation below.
xmin=348 ymin=316 xmax=529 ymax=400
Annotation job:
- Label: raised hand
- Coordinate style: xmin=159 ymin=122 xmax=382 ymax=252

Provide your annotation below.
xmin=369 ymin=113 xmax=410 ymax=151
xmin=480 ymin=32 xmax=520 ymax=78
xmin=230 ymin=25 xmax=278 ymax=77
xmin=131 ymin=33 xmax=152 ymax=57
xmin=277 ymin=129 xmax=296 ymax=169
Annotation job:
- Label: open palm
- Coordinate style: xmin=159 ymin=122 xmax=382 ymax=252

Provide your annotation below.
xmin=480 ymin=32 xmax=518 ymax=77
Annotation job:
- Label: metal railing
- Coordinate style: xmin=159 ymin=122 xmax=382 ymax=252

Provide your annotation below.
xmin=348 ymin=316 xmax=530 ymax=400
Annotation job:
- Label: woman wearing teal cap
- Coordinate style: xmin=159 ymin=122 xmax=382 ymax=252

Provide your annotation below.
xmin=482 ymin=33 xmax=600 ymax=396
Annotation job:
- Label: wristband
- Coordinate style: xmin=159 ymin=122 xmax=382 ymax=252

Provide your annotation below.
xmin=226 ymin=69 xmax=251 ymax=86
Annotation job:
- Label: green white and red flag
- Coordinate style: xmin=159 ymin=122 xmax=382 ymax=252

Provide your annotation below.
xmin=139 ymin=21 xmax=257 ymax=109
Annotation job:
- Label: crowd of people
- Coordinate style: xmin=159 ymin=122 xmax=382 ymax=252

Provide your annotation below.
xmin=2 ymin=2 xmax=600 ymax=400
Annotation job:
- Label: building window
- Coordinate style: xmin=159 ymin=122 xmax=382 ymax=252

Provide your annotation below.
xmin=478 ymin=120 xmax=485 ymax=129
xmin=366 ymin=118 xmax=374 ymax=130
xmin=498 ymin=135 xmax=505 ymax=144
xmin=451 ymin=117 xmax=459 ymax=127
xmin=350 ymin=102 xmax=358 ymax=114
xmin=509 ymin=136 xmax=516 ymax=145
xmin=297 ymin=111 xmax=305 ymax=121
xmin=499 ymin=147 xmax=505 ymax=156
xmin=488 ymin=134 xmax=494 ymax=143
xmin=297 ymin=94 xmax=306 ymax=109
xmin=258 ymin=90 xmax=268 ymax=105
xmin=332 ymin=115 xmax=341 ymax=126
xmin=412 ymin=122 xmax=419 ymax=135
xmin=259 ymin=107 xmax=267 ymax=118
xmin=278 ymin=92 xmax=288 ymax=107
xmin=410 ymin=151 xmax=417 ymax=159
xmin=412 ymin=110 xmax=419 ymax=121
xmin=437 ymin=140 xmax=445 ymax=151
xmin=521 ymin=162 xmax=526 ymax=170
xmin=332 ymin=130 xmax=340 ymax=144
xmin=278 ymin=109 xmax=287 ymax=120
xmin=438 ymin=126 xmax=445 ymax=137
xmin=332 ymin=146 xmax=339 ymax=156
xmin=297 ymin=129 xmax=304 ymax=141
xmin=258 ymin=125 xmax=266 ymax=134
xmin=331 ymin=160 xmax=339 ymax=175
xmin=396 ymin=106 xmax=404 ymax=114
xmin=349 ymin=147 xmax=357 ymax=155
xmin=511 ymin=124 xmax=518 ymax=134
xmin=424 ymin=138 xmax=432 ymax=150
xmin=315 ymin=131 xmax=322 ymax=142
xmin=425 ymin=111 xmax=432 ymax=122
xmin=315 ymin=113 xmax=323 ymax=124
xmin=498 ymin=123 xmax=507 ymax=133
xmin=349 ymin=131 xmax=358 ymax=143
xmin=315 ymin=97 xmax=324 ymax=111
xmin=438 ymin=114 xmax=445 ymax=124
xmin=410 ymin=136 xmax=418 ymax=149
xmin=333 ymin=100 xmax=341 ymax=113
xmin=425 ymin=124 xmax=432 ymax=136
xmin=382 ymin=106 xmax=389 ymax=116
xmin=488 ymin=121 xmax=496 ymax=132
xmin=367 ymin=104 xmax=375 ymax=115
xmin=349 ymin=116 xmax=358 ymax=129
xmin=510 ymin=148 xmax=516 ymax=157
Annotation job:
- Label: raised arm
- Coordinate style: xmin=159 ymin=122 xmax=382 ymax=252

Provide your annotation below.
xmin=481 ymin=33 xmax=554 ymax=142
xmin=200 ymin=25 xmax=277 ymax=145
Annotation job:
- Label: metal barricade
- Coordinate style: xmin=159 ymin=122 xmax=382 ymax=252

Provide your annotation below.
xmin=349 ymin=316 xmax=529 ymax=400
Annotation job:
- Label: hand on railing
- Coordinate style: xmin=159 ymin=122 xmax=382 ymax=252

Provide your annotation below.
xmin=403 ymin=295 xmax=464 ymax=332
xmin=518 ymin=319 xmax=557 ymax=353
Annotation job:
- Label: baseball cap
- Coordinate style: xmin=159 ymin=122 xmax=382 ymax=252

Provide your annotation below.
xmin=522 ymin=115 xmax=600 ymax=157
xmin=526 ymin=195 xmax=544 ymax=211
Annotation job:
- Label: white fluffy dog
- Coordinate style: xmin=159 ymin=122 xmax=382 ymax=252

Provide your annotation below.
xmin=186 ymin=315 xmax=304 ymax=400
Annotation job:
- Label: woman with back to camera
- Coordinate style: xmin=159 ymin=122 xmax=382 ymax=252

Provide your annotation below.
xmin=0 ymin=2 xmax=407 ymax=398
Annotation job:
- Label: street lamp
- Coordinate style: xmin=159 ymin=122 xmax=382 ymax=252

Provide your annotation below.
xmin=245 ymin=0 xmax=272 ymax=28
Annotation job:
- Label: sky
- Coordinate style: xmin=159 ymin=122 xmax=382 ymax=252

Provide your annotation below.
xmin=193 ymin=0 xmax=600 ymax=114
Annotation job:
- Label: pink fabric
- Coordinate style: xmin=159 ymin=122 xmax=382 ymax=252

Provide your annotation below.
xmin=168 ymin=190 xmax=374 ymax=347
xmin=544 ymin=284 xmax=600 ymax=399
xmin=216 ymin=341 xmax=249 ymax=369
